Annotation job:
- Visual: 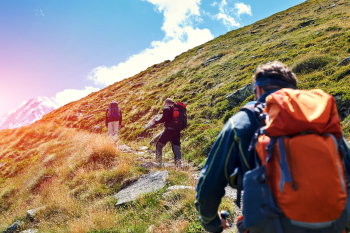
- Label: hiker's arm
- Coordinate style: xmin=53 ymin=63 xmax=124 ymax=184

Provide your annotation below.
xmin=195 ymin=110 xmax=257 ymax=232
xmin=342 ymin=137 xmax=350 ymax=176
xmin=154 ymin=108 xmax=170 ymax=124
xmin=105 ymin=109 xmax=109 ymax=127
xmin=195 ymin=119 xmax=239 ymax=232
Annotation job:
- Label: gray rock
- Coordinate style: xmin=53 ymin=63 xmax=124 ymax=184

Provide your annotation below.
xmin=21 ymin=230 xmax=38 ymax=233
xmin=225 ymin=186 xmax=237 ymax=200
xmin=202 ymin=54 xmax=224 ymax=66
xmin=162 ymin=185 xmax=195 ymax=198
xmin=119 ymin=144 xmax=133 ymax=153
xmin=162 ymin=162 xmax=190 ymax=168
xmin=196 ymin=48 xmax=204 ymax=54
xmin=225 ymin=84 xmax=254 ymax=107
xmin=299 ymin=19 xmax=314 ymax=28
xmin=26 ymin=206 xmax=46 ymax=221
xmin=337 ymin=57 xmax=350 ymax=67
xmin=144 ymin=114 xmax=162 ymax=131
xmin=329 ymin=4 xmax=336 ymax=8
xmin=114 ymin=170 xmax=168 ymax=205
xmin=140 ymin=161 xmax=158 ymax=169
xmin=139 ymin=146 xmax=149 ymax=151
xmin=4 ymin=220 xmax=23 ymax=233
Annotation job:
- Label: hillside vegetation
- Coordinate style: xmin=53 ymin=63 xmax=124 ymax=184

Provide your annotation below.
xmin=1 ymin=0 xmax=350 ymax=231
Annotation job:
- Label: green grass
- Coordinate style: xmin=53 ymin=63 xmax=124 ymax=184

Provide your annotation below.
xmin=2 ymin=0 xmax=350 ymax=231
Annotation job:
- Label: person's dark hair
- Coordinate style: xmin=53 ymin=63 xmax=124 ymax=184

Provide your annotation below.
xmin=253 ymin=61 xmax=297 ymax=92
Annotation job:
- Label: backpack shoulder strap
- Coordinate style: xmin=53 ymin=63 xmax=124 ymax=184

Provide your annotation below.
xmin=240 ymin=101 xmax=266 ymax=125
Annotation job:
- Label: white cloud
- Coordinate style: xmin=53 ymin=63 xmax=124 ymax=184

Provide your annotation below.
xmin=89 ymin=0 xmax=214 ymax=86
xmin=215 ymin=13 xmax=240 ymax=28
xmin=210 ymin=1 xmax=218 ymax=7
xmin=52 ymin=86 xmax=100 ymax=106
xmin=209 ymin=0 xmax=252 ymax=29
xmin=235 ymin=3 xmax=252 ymax=16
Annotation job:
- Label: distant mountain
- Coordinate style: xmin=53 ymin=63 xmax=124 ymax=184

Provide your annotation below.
xmin=0 ymin=97 xmax=59 ymax=130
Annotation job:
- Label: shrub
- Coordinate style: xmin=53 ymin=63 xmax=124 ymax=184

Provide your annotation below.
xmin=325 ymin=25 xmax=342 ymax=32
xmin=292 ymin=55 xmax=334 ymax=74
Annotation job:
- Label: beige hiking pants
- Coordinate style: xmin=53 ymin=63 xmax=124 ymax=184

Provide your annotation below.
xmin=108 ymin=121 xmax=119 ymax=142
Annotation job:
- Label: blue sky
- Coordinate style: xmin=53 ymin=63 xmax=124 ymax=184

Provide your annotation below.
xmin=0 ymin=0 xmax=305 ymax=116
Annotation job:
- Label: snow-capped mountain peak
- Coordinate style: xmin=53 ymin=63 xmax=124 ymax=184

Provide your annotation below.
xmin=0 ymin=97 xmax=59 ymax=130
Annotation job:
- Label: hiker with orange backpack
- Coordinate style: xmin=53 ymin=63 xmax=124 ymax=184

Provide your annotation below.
xmin=195 ymin=61 xmax=350 ymax=233
xmin=152 ymin=98 xmax=187 ymax=168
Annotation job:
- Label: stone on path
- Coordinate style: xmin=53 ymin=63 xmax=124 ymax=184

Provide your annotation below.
xmin=162 ymin=185 xmax=195 ymax=198
xmin=3 ymin=220 xmax=23 ymax=233
xmin=114 ymin=170 xmax=168 ymax=205
xmin=21 ymin=230 xmax=38 ymax=233
xmin=119 ymin=144 xmax=133 ymax=153
xmin=139 ymin=146 xmax=149 ymax=151
xmin=224 ymin=186 xmax=238 ymax=200
xmin=140 ymin=161 xmax=158 ymax=169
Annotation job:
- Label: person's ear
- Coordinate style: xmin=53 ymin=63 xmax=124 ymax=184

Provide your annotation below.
xmin=256 ymin=86 xmax=264 ymax=98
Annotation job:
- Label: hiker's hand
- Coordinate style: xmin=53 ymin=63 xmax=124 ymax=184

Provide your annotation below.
xmin=219 ymin=212 xmax=230 ymax=229
xmin=152 ymin=119 xmax=155 ymax=125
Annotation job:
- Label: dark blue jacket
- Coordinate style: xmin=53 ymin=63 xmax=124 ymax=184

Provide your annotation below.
xmin=194 ymin=90 xmax=280 ymax=232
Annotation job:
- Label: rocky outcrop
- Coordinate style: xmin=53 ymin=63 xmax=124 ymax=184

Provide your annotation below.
xmin=144 ymin=114 xmax=162 ymax=131
xmin=3 ymin=220 xmax=23 ymax=233
xmin=114 ymin=170 xmax=168 ymax=205
xmin=202 ymin=54 xmax=224 ymax=66
xmin=337 ymin=57 xmax=350 ymax=67
xmin=225 ymin=84 xmax=253 ymax=107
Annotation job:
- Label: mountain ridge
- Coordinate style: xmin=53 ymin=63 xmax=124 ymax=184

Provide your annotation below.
xmin=0 ymin=96 xmax=59 ymax=130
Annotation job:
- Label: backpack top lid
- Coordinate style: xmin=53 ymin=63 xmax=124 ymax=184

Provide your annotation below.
xmin=109 ymin=102 xmax=119 ymax=113
xmin=265 ymin=88 xmax=342 ymax=138
xmin=176 ymin=102 xmax=186 ymax=109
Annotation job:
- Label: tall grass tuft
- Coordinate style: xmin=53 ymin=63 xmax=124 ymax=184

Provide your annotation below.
xmin=292 ymin=55 xmax=335 ymax=74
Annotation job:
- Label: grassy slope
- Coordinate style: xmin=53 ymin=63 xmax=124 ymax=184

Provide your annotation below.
xmin=1 ymin=0 xmax=350 ymax=231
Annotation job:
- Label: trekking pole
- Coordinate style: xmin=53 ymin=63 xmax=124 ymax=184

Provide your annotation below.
xmin=152 ymin=127 xmax=155 ymax=162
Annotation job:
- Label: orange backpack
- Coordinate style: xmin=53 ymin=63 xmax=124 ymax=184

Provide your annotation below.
xmin=242 ymin=89 xmax=350 ymax=233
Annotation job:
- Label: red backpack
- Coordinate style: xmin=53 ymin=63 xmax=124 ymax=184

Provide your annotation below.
xmin=242 ymin=89 xmax=350 ymax=233
xmin=171 ymin=102 xmax=187 ymax=131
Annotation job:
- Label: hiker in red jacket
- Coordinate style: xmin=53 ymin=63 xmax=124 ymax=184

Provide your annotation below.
xmin=152 ymin=98 xmax=182 ymax=168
